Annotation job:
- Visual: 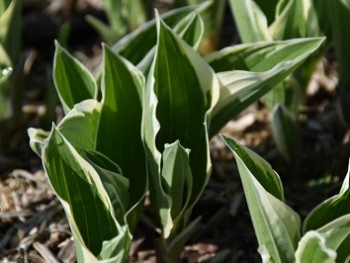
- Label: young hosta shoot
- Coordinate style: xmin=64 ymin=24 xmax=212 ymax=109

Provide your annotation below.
xmin=29 ymin=44 xmax=147 ymax=262
xmin=272 ymin=104 xmax=301 ymax=166
xmin=30 ymin=7 xmax=325 ymax=262
xmin=143 ymin=11 xmax=323 ymax=261
xmin=223 ymin=135 xmax=350 ymax=263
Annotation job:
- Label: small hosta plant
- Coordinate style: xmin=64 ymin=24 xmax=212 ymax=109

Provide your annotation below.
xmin=223 ymin=135 xmax=350 ymax=263
xmin=229 ymin=0 xmax=350 ymax=165
xmin=29 ymin=5 xmax=324 ymax=262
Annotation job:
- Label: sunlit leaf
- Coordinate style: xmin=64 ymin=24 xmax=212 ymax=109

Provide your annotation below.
xmin=160 ymin=141 xmax=192 ymax=238
xmin=295 ymin=231 xmax=336 ymax=263
xmin=209 ymin=37 xmax=324 ymax=136
xmin=53 ymin=41 xmax=98 ymax=113
xmin=316 ymin=214 xmax=350 ymax=262
xmin=229 ymin=0 xmax=272 ymax=43
xmin=222 ymin=135 xmax=300 ymax=263
xmin=97 ymin=45 xmax=146 ymax=229
xmin=42 ymin=127 xmax=121 ymax=257
xmin=142 ymin=13 xmax=219 ymax=241
xmin=58 ymin=99 xmax=101 ymax=150
xmin=112 ymin=2 xmax=210 ymax=65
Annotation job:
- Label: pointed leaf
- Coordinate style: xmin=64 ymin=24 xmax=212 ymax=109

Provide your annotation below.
xmin=270 ymin=0 xmax=321 ymax=40
xmin=112 ymin=2 xmax=210 ymax=65
xmin=142 ymin=14 xmax=219 ymax=237
xmin=209 ymin=37 xmax=325 ymax=136
xmin=174 ymin=12 xmax=204 ymax=51
xmin=295 ymin=231 xmax=336 ymax=263
xmin=229 ymin=0 xmax=272 ymax=43
xmin=271 ymin=104 xmax=300 ymax=164
xmin=42 ymin=127 xmax=120 ymax=256
xmin=97 ymin=45 xmax=146 ymax=228
xmin=136 ymin=10 xmax=206 ymax=73
xmin=206 ymin=38 xmax=324 ymax=73
xmin=98 ymin=44 xmax=145 ymax=180
xmin=222 ymin=135 xmax=300 ymax=263
xmin=316 ymin=214 xmax=350 ymax=262
xmin=252 ymin=0 xmax=279 ymax=24
xmin=0 ymin=0 xmax=20 ymax=63
xmin=161 ymin=141 xmax=192 ymax=238
xmin=53 ymin=41 xmax=98 ymax=113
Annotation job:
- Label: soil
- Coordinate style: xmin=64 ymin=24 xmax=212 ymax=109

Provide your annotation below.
xmin=1 ymin=1 xmax=349 ymax=263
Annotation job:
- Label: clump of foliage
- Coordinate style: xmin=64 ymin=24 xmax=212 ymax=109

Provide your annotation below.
xmin=223 ymin=135 xmax=350 ymax=263
xmin=230 ymin=0 xmax=350 ymax=166
xmin=29 ymin=2 xmax=324 ymax=262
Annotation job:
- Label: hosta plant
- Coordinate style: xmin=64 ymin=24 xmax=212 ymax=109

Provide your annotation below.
xmin=223 ymin=135 xmax=350 ymax=263
xmin=29 ymin=7 xmax=324 ymax=262
xmin=229 ymin=0 xmax=350 ymax=165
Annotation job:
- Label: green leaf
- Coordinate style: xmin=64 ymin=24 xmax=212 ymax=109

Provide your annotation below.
xmin=295 ymin=231 xmax=336 ymax=263
xmin=270 ymin=0 xmax=321 ymax=40
xmin=97 ymin=45 xmax=146 ymax=229
xmin=222 ymin=135 xmax=300 ymax=263
xmin=137 ymin=10 xmax=206 ymax=73
xmin=42 ymin=126 xmax=123 ymax=258
xmin=206 ymin=38 xmax=323 ymax=73
xmin=222 ymin=135 xmax=284 ymax=200
xmin=316 ymin=214 xmax=350 ymax=262
xmin=160 ymin=141 xmax=192 ymax=238
xmin=0 ymin=0 xmax=20 ymax=64
xmin=83 ymin=150 xmax=130 ymax=225
xmin=312 ymin=0 xmax=332 ymax=38
xmin=271 ymin=104 xmax=300 ymax=164
xmin=253 ymin=0 xmax=279 ymax=25
xmin=53 ymin=41 xmax=98 ymax=113
xmin=0 ymin=0 xmax=13 ymax=37
xmin=208 ymin=37 xmax=325 ymax=136
xmin=304 ymin=160 xmax=350 ymax=232
xmin=0 ymin=41 xmax=11 ymax=73
xmin=85 ymin=15 xmax=120 ymax=44
xmin=27 ymin=128 xmax=49 ymax=156
xmin=142 ymin=13 xmax=219 ymax=238
xmin=111 ymin=2 xmax=210 ymax=65
xmin=174 ymin=12 xmax=204 ymax=51
xmin=58 ymin=99 xmax=102 ymax=150
xmin=329 ymin=0 xmax=350 ymax=124
xmin=229 ymin=0 xmax=272 ymax=43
